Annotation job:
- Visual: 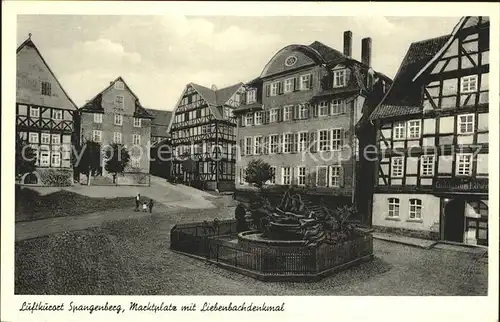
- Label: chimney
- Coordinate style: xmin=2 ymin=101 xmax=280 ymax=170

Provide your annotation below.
xmin=361 ymin=37 xmax=372 ymax=67
xmin=343 ymin=30 xmax=352 ymax=58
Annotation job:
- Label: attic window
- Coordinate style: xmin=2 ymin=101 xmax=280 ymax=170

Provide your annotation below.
xmin=41 ymin=81 xmax=51 ymax=96
xmin=246 ymin=89 xmax=256 ymax=104
xmin=285 ymin=56 xmax=298 ymax=67
xmin=114 ymin=81 xmax=124 ymax=90
xmin=333 ymin=69 xmax=346 ymax=88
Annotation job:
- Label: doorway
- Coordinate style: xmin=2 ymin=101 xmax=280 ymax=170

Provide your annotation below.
xmin=443 ymin=199 xmax=465 ymax=243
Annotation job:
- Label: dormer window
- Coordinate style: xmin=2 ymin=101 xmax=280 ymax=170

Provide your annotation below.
xmin=114 ymin=81 xmax=124 ymax=90
xmin=333 ymin=69 xmax=347 ymax=88
xmin=247 ymin=89 xmax=257 ymax=104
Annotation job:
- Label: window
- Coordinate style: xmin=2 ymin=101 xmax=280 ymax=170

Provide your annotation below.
xmin=318 ymin=130 xmax=330 ymax=151
xmin=247 ymin=89 xmax=256 ymax=104
xmin=282 ymin=167 xmax=291 ymax=185
xmin=270 ymin=108 xmax=278 ymax=123
xmin=270 ymin=166 xmax=277 ymax=184
xmin=461 ymin=75 xmax=477 ymax=93
xmin=41 ymin=133 xmax=50 ymax=144
xmin=298 ymin=105 xmax=308 ymax=119
xmin=245 ymin=137 xmax=253 ymax=155
xmin=283 ymin=133 xmax=293 ymax=153
xmin=283 ymin=106 xmax=292 ymax=121
xmin=115 ymin=95 xmax=124 ymax=108
xmin=331 ymin=99 xmax=345 ymax=114
xmin=333 ymin=69 xmax=346 ymax=88
xmin=92 ymin=130 xmax=102 ymax=142
xmin=133 ymin=134 xmax=141 ymax=145
xmin=94 ymin=113 xmax=103 ymax=123
xmin=29 ymin=132 xmax=38 ymax=144
xmin=298 ymin=132 xmax=308 ymax=152
xmin=52 ymin=110 xmax=62 ymax=120
xmin=134 ymin=118 xmax=141 ymax=127
xmin=393 ymin=122 xmax=406 ymax=140
xmin=407 ymin=120 xmax=421 ymax=139
xmin=41 ymin=81 xmax=51 ymax=96
xmin=114 ymin=81 xmax=124 ymax=90
xmin=409 ymin=199 xmax=422 ymax=219
xmin=51 ymin=134 xmax=60 ymax=145
xmin=40 ymin=151 xmax=50 ymax=166
xmin=420 ymin=155 xmax=435 ymax=177
xmin=331 ymin=129 xmax=343 ymax=151
xmin=297 ymin=167 xmax=306 ymax=186
xmin=254 ymin=111 xmax=262 ymax=125
xmin=300 ymin=74 xmax=311 ymax=90
xmin=30 ymin=107 xmax=40 ymax=118
xmin=318 ymin=101 xmax=329 ymax=117
xmin=330 ymin=166 xmax=341 ymax=187
xmin=254 ymin=136 xmax=262 ymax=155
xmin=391 ymin=157 xmax=404 ymax=177
xmin=51 ymin=152 xmax=61 ymax=167
xmin=114 ymin=114 xmax=123 ymax=126
xmin=456 ymin=153 xmax=473 ymax=176
xmin=284 ymin=78 xmax=294 ymax=93
xmin=271 ymin=82 xmax=279 ymax=96
xmin=388 ymin=198 xmax=400 ymax=218
xmin=270 ymin=135 xmax=279 ymax=154
xmin=245 ymin=113 xmax=254 ymax=126
xmin=114 ymin=132 xmax=122 ymax=144
xmin=458 ymin=114 xmax=474 ymax=134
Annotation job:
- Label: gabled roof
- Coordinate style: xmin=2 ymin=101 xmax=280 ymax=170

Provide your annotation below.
xmin=166 ymin=81 xmax=243 ymax=133
xmin=146 ymin=108 xmax=172 ymax=126
xmin=368 ymin=34 xmax=450 ymax=122
xmin=16 ymin=37 xmax=78 ymax=110
xmin=369 ymin=104 xmax=422 ymax=120
xmin=412 ymin=16 xmax=489 ymax=82
xmin=80 ymin=76 xmax=153 ymax=118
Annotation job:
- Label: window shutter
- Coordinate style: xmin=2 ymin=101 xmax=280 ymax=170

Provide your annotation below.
xmin=309 ymin=168 xmax=317 ymax=187
xmin=328 ymin=130 xmax=332 ymax=151
xmin=279 ymin=81 xmax=284 ymax=95
xmin=339 ymin=165 xmax=345 ymax=187
xmin=341 ymin=128 xmax=346 ymax=147
xmin=328 ymin=101 xmax=332 ymax=115
xmin=293 ymin=77 xmax=299 ymax=91
xmin=278 ymin=108 xmax=283 ymax=122
xmin=278 ymin=135 xmax=283 ymax=154
xmin=308 ymin=74 xmax=313 ymax=89
xmin=293 ymin=133 xmax=298 ymax=153
xmin=292 ymin=105 xmax=297 ymax=120
xmin=263 ymin=136 xmax=269 ymax=154
xmin=345 ymin=69 xmax=352 ymax=86
xmin=240 ymin=139 xmax=245 ymax=156
xmin=265 ymin=84 xmax=271 ymax=97
xmin=309 ymin=132 xmax=317 ymax=153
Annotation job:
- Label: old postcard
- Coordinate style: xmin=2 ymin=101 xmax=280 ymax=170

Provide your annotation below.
xmin=1 ymin=1 xmax=499 ymax=322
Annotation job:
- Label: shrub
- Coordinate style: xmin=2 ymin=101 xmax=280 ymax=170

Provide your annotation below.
xmin=39 ymin=169 xmax=72 ymax=186
xmin=244 ymin=159 xmax=274 ymax=189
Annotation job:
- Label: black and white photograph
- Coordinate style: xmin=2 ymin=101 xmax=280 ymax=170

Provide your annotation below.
xmin=1 ymin=2 xmax=499 ymax=322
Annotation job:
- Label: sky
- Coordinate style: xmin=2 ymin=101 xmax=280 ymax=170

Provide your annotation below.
xmin=17 ymin=15 xmax=460 ymax=111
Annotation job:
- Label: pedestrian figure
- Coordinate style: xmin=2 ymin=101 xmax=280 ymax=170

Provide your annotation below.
xmin=148 ymin=199 xmax=154 ymax=213
xmin=142 ymin=202 xmax=148 ymax=212
xmin=135 ymin=193 xmax=141 ymax=212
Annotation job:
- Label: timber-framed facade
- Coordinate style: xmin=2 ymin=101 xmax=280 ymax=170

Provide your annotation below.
xmin=16 ymin=35 xmax=79 ymax=186
xmin=167 ymin=83 xmax=244 ymax=191
xmin=368 ymin=16 xmax=489 ymax=246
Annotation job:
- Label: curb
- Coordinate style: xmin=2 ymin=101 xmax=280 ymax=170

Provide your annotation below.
xmin=373 ymin=235 xmax=438 ymax=250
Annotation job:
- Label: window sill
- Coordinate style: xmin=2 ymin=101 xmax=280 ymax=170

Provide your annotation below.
xmin=385 ymin=217 xmax=401 ymax=221
xmin=406 ymin=219 xmax=423 ymax=223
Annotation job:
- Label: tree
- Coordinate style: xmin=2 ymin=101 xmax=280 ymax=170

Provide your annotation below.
xmin=244 ymin=158 xmax=274 ymax=190
xmin=104 ymin=143 xmax=130 ymax=184
xmin=75 ymin=140 xmax=102 ymax=186
xmin=16 ymin=135 xmax=37 ymax=180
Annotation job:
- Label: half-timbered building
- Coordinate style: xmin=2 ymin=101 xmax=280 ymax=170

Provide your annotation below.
xmin=233 ymin=31 xmax=391 ymax=221
xmin=167 ymin=83 xmax=244 ymax=191
xmin=368 ymin=16 xmax=489 ymax=246
xmin=147 ymin=108 xmax=173 ymax=180
xmin=16 ymin=35 xmax=78 ymax=186
xmin=79 ymin=77 xmax=154 ymax=185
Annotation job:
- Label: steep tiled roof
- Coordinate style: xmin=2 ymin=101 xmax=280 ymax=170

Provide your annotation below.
xmin=146 ymin=108 xmax=172 ymax=126
xmin=215 ymin=83 xmax=244 ymax=105
xmin=80 ymin=76 xmax=153 ymax=118
xmin=190 ymin=83 xmax=217 ymax=106
xmin=369 ymin=34 xmax=449 ymax=121
xmin=187 ymin=82 xmax=243 ymax=121
xmin=308 ymin=41 xmax=345 ymax=63
xmin=369 ymin=104 xmax=422 ymax=120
